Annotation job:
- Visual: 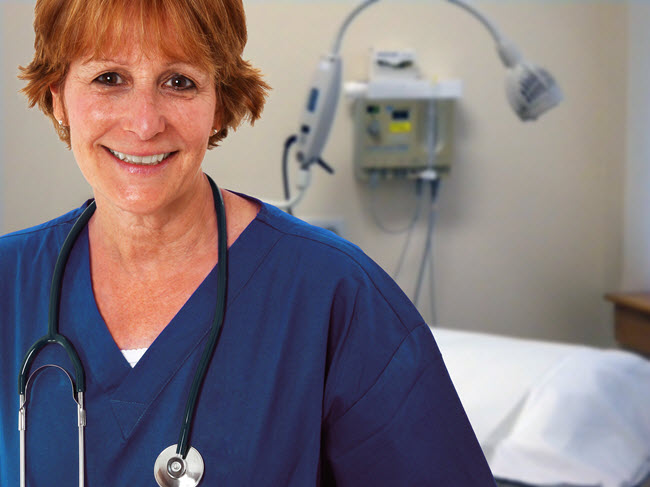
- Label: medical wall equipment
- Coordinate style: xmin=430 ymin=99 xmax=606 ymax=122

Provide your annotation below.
xmin=344 ymin=49 xmax=452 ymax=319
xmin=18 ymin=176 xmax=228 ymax=487
xmin=345 ymin=49 xmax=462 ymax=181
xmin=271 ymin=0 xmax=563 ymax=211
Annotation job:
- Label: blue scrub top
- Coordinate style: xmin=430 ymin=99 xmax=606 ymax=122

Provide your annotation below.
xmin=0 ymin=197 xmax=495 ymax=485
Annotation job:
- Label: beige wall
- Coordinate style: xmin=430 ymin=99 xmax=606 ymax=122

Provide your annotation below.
xmin=1 ymin=1 xmax=629 ymax=346
xmin=624 ymin=2 xmax=650 ymax=292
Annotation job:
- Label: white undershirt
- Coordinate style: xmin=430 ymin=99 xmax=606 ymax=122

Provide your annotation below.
xmin=121 ymin=348 xmax=148 ymax=368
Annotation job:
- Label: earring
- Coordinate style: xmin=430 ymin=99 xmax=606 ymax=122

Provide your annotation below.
xmin=212 ymin=129 xmax=218 ymax=136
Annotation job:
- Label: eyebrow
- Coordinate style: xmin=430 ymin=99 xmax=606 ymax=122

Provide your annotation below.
xmin=82 ymin=58 xmax=196 ymax=68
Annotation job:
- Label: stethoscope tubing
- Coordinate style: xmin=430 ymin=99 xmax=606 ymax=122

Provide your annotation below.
xmin=17 ymin=174 xmax=228 ymax=485
xmin=18 ymin=201 xmax=96 ymax=396
xmin=176 ymin=175 xmax=228 ymax=459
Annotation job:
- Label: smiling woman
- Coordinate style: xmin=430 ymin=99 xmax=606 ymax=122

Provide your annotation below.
xmin=50 ymin=51 xmax=219 ymax=217
xmin=0 ymin=0 xmax=496 ymax=485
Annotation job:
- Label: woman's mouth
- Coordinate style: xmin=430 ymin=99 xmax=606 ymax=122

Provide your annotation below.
xmin=107 ymin=147 xmax=173 ymax=165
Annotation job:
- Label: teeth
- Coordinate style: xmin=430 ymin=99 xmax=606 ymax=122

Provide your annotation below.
xmin=108 ymin=148 xmax=171 ymax=165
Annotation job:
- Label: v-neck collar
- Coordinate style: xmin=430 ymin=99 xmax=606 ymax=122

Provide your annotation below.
xmin=57 ymin=201 xmax=285 ymax=440
xmin=62 ymin=227 xmax=219 ymax=390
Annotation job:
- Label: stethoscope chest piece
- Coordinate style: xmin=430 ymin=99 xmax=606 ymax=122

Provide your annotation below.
xmin=154 ymin=444 xmax=204 ymax=487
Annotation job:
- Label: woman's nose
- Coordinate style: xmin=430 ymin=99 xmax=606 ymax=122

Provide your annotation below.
xmin=121 ymin=89 xmax=166 ymax=140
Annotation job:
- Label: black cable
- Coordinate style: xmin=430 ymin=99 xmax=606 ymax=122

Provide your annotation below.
xmin=282 ymin=135 xmax=298 ymax=215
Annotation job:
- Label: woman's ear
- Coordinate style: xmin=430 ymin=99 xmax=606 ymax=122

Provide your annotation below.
xmin=213 ymin=105 xmax=222 ymax=133
xmin=212 ymin=90 xmax=223 ymax=132
xmin=50 ymin=83 xmax=65 ymax=124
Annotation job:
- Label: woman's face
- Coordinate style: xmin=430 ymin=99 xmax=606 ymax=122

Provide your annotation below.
xmin=51 ymin=36 xmax=218 ymax=217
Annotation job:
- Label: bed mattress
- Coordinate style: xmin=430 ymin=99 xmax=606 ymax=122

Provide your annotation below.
xmin=431 ymin=327 xmax=650 ymax=487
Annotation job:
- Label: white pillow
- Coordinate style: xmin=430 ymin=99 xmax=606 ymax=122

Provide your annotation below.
xmin=431 ymin=328 xmax=579 ymax=447
xmin=432 ymin=328 xmax=650 ymax=487
xmin=488 ymin=348 xmax=650 ymax=487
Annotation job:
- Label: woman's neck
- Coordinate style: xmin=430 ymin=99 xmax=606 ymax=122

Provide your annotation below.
xmin=85 ymin=178 xmax=260 ymax=349
xmin=88 ymin=176 xmax=219 ymax=277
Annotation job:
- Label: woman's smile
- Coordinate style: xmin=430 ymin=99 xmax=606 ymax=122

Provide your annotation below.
xmin=106 ymin=147 xmax=174 ymax=165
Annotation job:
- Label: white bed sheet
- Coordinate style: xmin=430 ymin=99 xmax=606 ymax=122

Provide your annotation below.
xmin=431 ymin=327 xmax=650 ymax=487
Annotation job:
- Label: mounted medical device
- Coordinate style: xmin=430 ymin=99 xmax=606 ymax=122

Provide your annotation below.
xmin=268 ymin=0 xmax=563 ymax=210
xmin=345 ymin=49 xmax=461 ymax=180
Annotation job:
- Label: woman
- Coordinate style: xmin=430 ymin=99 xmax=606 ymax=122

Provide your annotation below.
xmin=0 ymin=0 xmax=495 ymax=485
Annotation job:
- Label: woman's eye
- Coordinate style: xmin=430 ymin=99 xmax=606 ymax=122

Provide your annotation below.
xmin=165 ymin=75 xmax=196 ymax=91
xmin=94 ymin=72 xmax=123 ymax=85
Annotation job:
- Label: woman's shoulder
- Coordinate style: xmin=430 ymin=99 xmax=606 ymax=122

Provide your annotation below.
xmin=255 ymin=201 xmax=369 ymax=267
xmin=251 ymin=200 xmax=420 ymax=317
xmin=0 ymin=202 xmax=90 ymax=262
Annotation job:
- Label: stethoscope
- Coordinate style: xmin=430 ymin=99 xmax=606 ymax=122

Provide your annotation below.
xmin=18 ymin=175 xmax=228 ymax=487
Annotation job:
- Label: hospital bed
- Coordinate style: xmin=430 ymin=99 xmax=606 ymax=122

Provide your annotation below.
xmin=431 ymin=327 xmax=650 ymax=487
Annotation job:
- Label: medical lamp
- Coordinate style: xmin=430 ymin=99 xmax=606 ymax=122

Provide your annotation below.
xmin=268 ymin=0 xmax=563 ymax=210
xmin=450 ymin=0 xmax=563 ymax=121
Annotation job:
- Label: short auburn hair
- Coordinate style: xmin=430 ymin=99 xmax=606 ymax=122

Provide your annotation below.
xmin=19 ymin=0 xmax=270 ymax=148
